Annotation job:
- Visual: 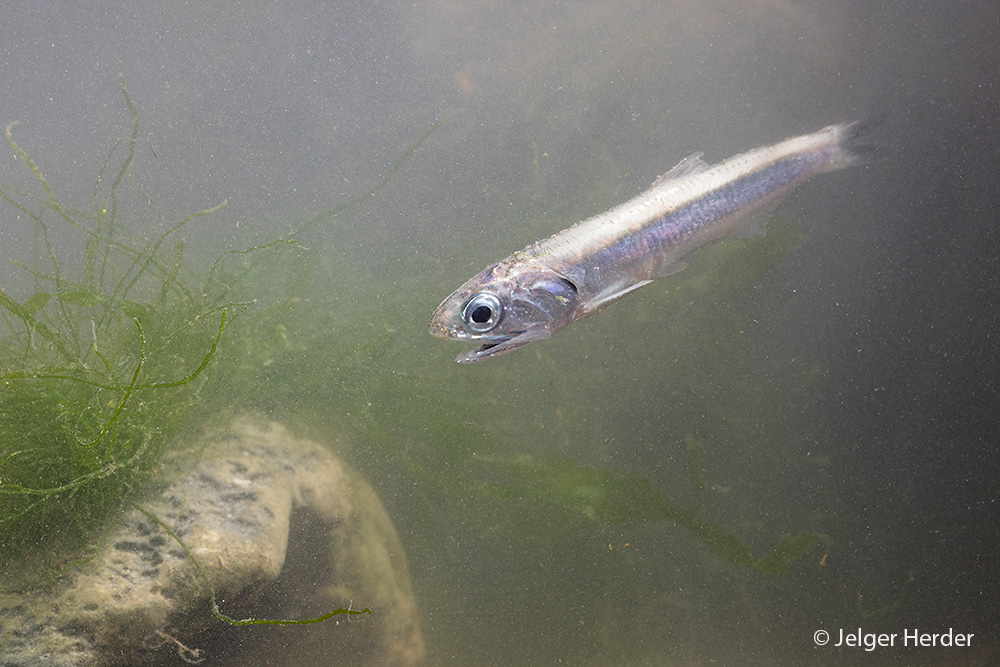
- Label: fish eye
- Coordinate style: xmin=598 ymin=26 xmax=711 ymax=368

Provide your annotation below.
xmin=462 ymin=292 xmax=503 ymax=332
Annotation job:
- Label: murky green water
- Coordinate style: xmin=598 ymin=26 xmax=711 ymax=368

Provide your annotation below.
xmin=2 ymin=2 xmax=997 ymax=665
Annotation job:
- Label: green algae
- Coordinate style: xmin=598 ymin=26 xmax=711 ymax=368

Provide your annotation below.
xmin=0 ymin=77 xmax=241 ymax=580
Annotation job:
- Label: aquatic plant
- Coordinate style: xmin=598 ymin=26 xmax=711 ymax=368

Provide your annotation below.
xmin=0 ymin=77 xmax=241 ymax=580
xmin=450 ymin=443 xmax=826 ymax=574
xmin=0 ymin=76 xmax=433 ymax=601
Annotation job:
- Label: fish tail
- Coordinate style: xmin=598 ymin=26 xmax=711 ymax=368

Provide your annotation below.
xmin=834 ymin=112 xmax=889 ymax=166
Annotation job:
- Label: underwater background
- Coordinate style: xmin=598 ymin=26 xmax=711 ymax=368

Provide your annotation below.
xmin=1 ymin=1 xmax=997 ymax=665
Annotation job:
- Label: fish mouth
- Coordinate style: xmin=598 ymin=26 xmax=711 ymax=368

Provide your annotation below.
xmin=455 ymin=333 xmax=522 ymax=364
xmin=428 ymin=316 xmax=522 ymax=362
xmin=454 ymin=329 xmax=551 ymax=364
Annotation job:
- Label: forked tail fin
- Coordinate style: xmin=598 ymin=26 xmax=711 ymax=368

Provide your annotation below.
xmin=837 ymin=112 xmax=889 ymax=166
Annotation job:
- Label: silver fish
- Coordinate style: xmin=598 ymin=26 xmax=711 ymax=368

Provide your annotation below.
xmin=430 ymin=115 xmax=885 ymax=363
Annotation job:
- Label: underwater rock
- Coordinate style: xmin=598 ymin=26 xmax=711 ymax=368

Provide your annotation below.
xmin=0 ymin=415 xmax=424 ymax=666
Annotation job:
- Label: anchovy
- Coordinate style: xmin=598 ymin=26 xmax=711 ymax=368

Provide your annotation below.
xmin=430 ymin=115 xmax=885 ymax=363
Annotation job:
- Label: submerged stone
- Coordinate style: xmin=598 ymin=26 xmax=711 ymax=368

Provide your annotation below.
xmin=0 ymin=415 xmax=424 ymax=666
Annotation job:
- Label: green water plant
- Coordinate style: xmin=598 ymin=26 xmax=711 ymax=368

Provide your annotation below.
xmin=407 ymin=436 xmax=827 ymax=574
xmin=0 ymin=77 xmax=241 ymax=579
xmin=0 ymin=78 xmax=435 ymax=637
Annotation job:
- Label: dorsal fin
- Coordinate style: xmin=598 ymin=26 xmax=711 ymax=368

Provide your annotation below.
xmin=650 ymin=152 xmax=710 ymax=187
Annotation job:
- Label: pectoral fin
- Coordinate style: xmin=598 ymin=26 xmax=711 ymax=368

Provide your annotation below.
xmin=582 ymin=280 xmax=653 ymax=316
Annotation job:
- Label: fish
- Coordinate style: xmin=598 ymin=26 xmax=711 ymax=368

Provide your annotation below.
xmin=429 ymin=115 xmax=885 ymax=363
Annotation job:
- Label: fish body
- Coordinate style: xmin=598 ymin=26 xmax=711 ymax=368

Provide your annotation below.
xmin=430 ymin=115 xmax=885 ymax=363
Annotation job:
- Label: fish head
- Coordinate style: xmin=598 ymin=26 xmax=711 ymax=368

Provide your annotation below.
xmin=429 ymin=258 xmax=582 ymax=363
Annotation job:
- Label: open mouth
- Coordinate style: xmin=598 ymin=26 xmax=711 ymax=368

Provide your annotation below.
xmin=454 ymin=329 xmax=552 ymax=364
xmin=455 ymin=332 xmax=521 ymax=364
